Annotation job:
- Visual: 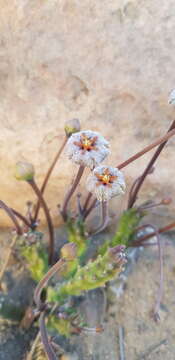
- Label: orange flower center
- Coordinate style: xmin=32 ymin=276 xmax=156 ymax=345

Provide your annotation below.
xmin=95 ymin=168 xmax=117 ymax=187
xmin=74 ymin=134 xmax=98 ymax=152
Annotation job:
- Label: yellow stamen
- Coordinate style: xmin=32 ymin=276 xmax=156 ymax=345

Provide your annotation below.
xmin=95 ymin=168 xmax=117 ymax=187
xmin=74 ymin=134 xmax=98 ymax=152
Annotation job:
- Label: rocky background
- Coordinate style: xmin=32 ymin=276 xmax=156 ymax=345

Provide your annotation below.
xmin=1 ymin=0 xmax=175 ymax=226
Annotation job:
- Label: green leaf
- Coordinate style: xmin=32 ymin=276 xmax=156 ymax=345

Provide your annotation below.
xmin=99 ymin=208 xmax=143 ymax=256
xmin=21 ymin=243 xmax=49 ymax=282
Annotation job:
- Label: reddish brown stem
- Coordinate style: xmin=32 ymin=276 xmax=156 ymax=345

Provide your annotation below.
xmin=0 ymin=200 xmax=22 ymax=235
xmin=83 ymin=198 xmax=98 ymax=220
xmin=10 ymin=208 xmax=32 ymax=229
xmin=127 ymin=176 xmax=141 ymax=209
xmin=28 ymin=180 xmax=54 ymax=265
xmin=91 ymin=201 xmax=110 ymax=235
xmin=34 ymin=258 xmax=65 ymax=310
xmin=33 ymin=137 xmax=67 ymax=223
xmin=128 ymin=121 xmax=175 ymax=208
xmin=117 ymin=126 xmax=175 ymax=170
xmin=39 ymin=312 xmax=57 ymax=360
xmin=132 ymin=221 xmax=175 ymax=246
xmin=61 ymin=165 xmax=85 ymax=221
xmin=82 ymin=192 xmax=93 ymax=214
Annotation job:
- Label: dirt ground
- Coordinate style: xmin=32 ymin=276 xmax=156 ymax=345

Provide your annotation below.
xmin=0 ymin=229 xmax=175 ymax=360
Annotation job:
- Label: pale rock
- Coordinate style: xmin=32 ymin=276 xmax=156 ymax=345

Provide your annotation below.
xmin=1 ymin=0 xmax=175 ymax=226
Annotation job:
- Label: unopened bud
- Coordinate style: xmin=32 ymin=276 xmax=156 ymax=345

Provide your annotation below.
xmin=108 ymin=245 xmax=127 ymax=266
xmin=15 ymin=161 xmax=35 ymax=181
xmin=61 ymin=242 xmax=77 ymax=260
xmin=64 ymin=119 xmax=81 ymax=137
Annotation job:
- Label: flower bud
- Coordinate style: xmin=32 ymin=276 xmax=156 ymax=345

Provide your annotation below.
xmin=108 ymin=245 xmax=127 ymax=267
xmin=15 ymin=161 xmax=35 ymax=181
xmin=64 ymin=119 xmax=81 ymax=138
xmin=61 ymin=242 xmax=77 ymax=260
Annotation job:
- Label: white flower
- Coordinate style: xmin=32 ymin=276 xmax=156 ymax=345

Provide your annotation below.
xmin=66 ymin=130 xmax=110 ymax=169
xmin=168 ymin=89 xmax=175 ymax=105
xmin=86 ymin=165 xmax=126 ymax=201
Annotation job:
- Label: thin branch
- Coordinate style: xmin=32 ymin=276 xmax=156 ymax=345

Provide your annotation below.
xmin=83 ymin=198 xmax=98 ymax=219
xmin=34 ymin=258 xmax=66 ymax=310
xmin=128 ymin=120 xmax=175 ymax=208
xmin=10 ymin=208 xmax=32 ymax=229
xmin=39 ymin=311 xmax=57 ymax=360
xmin=82 ymin=192 xmax=93 ymax=214
xmin=117 ymin=124 xmax=175 ymax=171
xmin=33 ymin=137 xmax=67 ymax=223
xmin=136 ymin=339 xmax=167 ymax=360
xmin=118 ymin=326 xmax=125 ymax=360
xmin=127 ymin=176 xmax=141 ymax=209
xmin=132 ymin=221 xmax=175 ymax=246
xmin=152 ymin=228 xmax=164 ymax=322
xmin=27 ymin=180 xmax=55 ymax=264
xmin=61 ymin=165 xmax=85 ymax=221
xmin=91 ymin=200 xmax=110 ymax=235
xmin=0 ymin=200 xmax=22 ymax=235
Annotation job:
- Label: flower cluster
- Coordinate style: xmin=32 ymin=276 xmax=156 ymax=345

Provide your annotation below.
xmin=86 ymin=165 xmax=126 ymax=201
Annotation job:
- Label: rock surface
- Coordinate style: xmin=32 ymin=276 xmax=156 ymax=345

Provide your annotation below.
xmin=1 ymin=0 xmax=175 ymax=226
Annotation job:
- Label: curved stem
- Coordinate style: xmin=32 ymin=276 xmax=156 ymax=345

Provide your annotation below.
xmin=27 ymin=180 xmax=54 ymax=265
xmin=0 ymin=200 xmax=22 ymax=235
xmin=128 ymin=121 xmax=175 ymax=208
xmin=34 ymin=258 xmax=65 ymax=310
xmin=82 ymin=192 xmax=93 ymax=214
xmin=127 ymin=176 xmax=141 ymax=209
xmin=76 ymin=193 xmax=83 ymax=216
xmin=10 ymin=208 xmax=32 ymax=229
xmin=91 ymin=200 xmax=110 ymax=235
xmin=132 ymin=221 xmax=175 ymax=246
xmin=83 ymin=198 xmax=98 ymax=220
xmin=138 ymin=201 xmax=163 ymax=211
xmin=61 ymin=165 xmax=85 ymax=221
xmin=39 ymin=312 xmax=57 ymax=360
xmin=117 ymin=125 xmax=175 ymax=170
xmin=33 ymin=137 xmax=67 ymax=223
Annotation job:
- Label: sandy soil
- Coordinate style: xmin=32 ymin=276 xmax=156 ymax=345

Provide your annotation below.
xmin=0 ymin=230 xmax=175 ymax=360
